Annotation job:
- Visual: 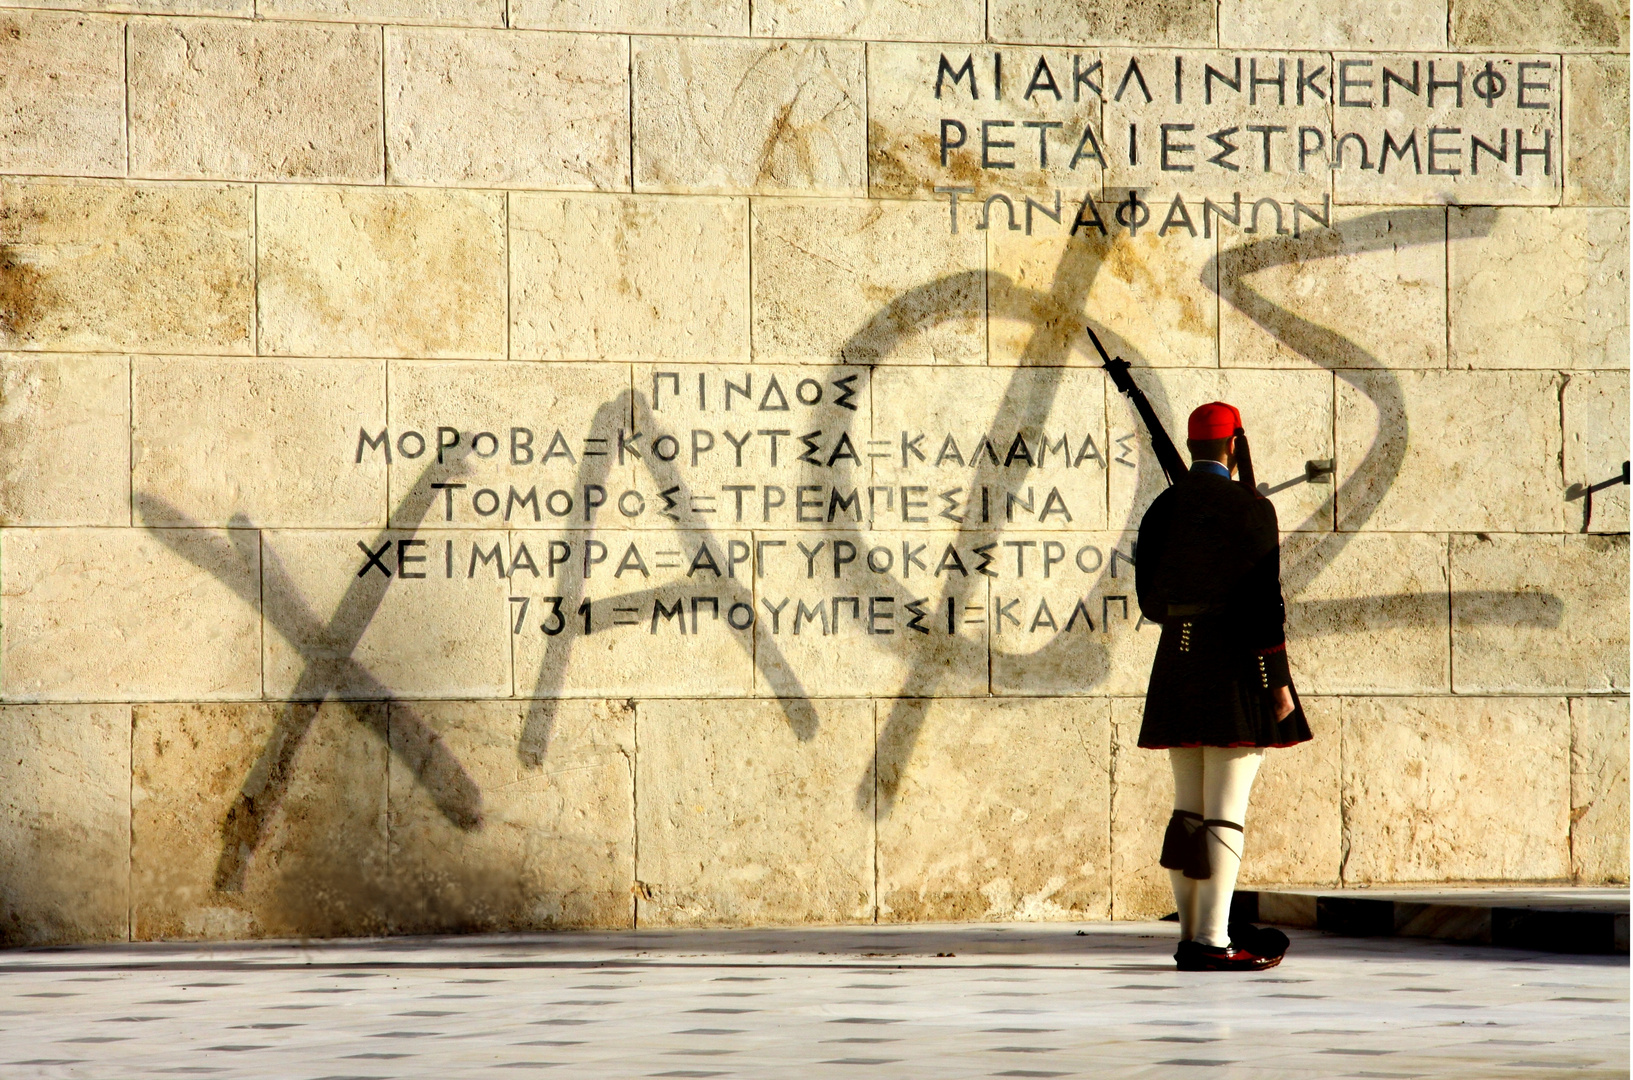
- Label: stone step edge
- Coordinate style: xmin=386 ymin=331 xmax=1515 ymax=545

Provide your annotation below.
xmin=1236 ymin=890 xmax=1630 ymax=955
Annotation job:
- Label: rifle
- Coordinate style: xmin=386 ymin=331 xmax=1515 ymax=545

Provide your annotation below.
xmin=1088 ymin=326 xmax=1189 ymax=487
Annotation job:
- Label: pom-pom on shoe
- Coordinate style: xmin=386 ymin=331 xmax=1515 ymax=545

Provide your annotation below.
xmin=1174 ymin=938 xmax=1284 ymax=972
xmin=1228 ymin=922 xmax=1290 ymax=961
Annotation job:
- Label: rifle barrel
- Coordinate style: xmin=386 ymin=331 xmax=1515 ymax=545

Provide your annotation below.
xmin=1087 ymin=325 xmax=1188 ymax=486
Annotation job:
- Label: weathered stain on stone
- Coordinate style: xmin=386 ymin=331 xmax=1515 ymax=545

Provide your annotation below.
xmin=634 ymin=37 xmax=865 ymax=195
xmin=1451 ymin=0 xmax=1628 ymax=48
xmin=0 ymin=181 xmax=253 ymax=354
xmin=0 ymin=704 xmax=130 ymax=946
xmin=387 ymin=700 xmax=634 ymax=933
xmin=0 ymin=247 xmax=44 ymax=341
xmin=991 ymin=0 xmax=1213 ymax=44
xmin=257 ymin=185 xmax=506 ymax=358
xmin=133 ymin=702 xmax=391 ymax=940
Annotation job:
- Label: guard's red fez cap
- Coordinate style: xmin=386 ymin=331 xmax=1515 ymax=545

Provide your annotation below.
xmin=1188 ymin=401 xmax=1242 ymax=440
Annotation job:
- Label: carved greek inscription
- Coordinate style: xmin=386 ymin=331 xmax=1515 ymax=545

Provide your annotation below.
xmin=871 ymin=44 xmax=1565 ymax=228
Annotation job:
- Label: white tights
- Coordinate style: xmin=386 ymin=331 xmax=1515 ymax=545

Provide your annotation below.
xmin=1168 ymin=746 xmax=1264 ymax=948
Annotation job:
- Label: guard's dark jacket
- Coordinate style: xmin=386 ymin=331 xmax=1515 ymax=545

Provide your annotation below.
xmin=1135 ymin=464 xmax=1312 ymax=749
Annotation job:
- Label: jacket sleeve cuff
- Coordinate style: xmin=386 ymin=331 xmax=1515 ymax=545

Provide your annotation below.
xmin=1255 ymin=644 xmax=1292 ymax=689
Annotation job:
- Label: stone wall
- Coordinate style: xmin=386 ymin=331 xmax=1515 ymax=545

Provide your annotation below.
xmin=0 ymin=0 xmax=1627 ymax=944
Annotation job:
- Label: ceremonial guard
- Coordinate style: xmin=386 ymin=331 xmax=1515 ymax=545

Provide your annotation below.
xmin=1135 ymin=402 xmax=1311 ymax=972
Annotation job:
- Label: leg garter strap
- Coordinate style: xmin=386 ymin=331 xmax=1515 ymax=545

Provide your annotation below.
xmin=1160 ymin=815 xmax=1245 ymax=879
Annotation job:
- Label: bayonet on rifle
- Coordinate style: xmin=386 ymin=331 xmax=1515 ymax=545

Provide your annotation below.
xmin=1088 ymin=326 xmax=1188 ymax=487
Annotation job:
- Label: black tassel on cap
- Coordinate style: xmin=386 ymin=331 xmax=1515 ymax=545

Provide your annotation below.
xmin=1234 ymin=427 xmax=1258 ymax=495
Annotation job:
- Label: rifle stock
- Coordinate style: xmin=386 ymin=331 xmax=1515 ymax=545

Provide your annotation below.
xmin=1087 ymin=326 xmax=1188 ymax=486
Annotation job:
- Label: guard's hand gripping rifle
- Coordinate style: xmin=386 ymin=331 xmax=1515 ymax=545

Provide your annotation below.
xmin=1088 ymin=326 xmax=1189 ymax=487
xmin=1088 ymin=325 xmax=1259 ymax=493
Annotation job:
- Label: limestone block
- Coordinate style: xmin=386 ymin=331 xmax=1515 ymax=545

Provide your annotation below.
xmin=635 ymin=698 xmax=873 ymax=926
xmin=1218 ymin=206 xmax=1447 ymax=370
xmin=752 ymin=198 xmax=983 ymax=365
xmin=753 ymin=0 xmax=981 ymax=41
xmin=867 ymin=44 xmax=1105 ymax=202
xmin=0 ymin=704 xmax=130 ymax=945
xmin=1236 ymin=706 xmax=1341 ymax=888
xmin=1450 ymin=0 xmax=1628 ymax=49
xmin=257 ymin=185 xmax=505 ymax=359
xmin=508 ymin=529 xmax=757 ymax=698
xmin=1566 ymin=54 xmax=1630 ymax=207
xmin=1341 ymin=696 xmax=1570 ymax=882
xmin=1563 ymin=371 xmax=1629 ymax=533
xmin=0 ymin=353 xmax=129 ymax=526
xmin=0 ymin=180 xmax=253 ymax=354
xmin=1111 ymin=702 xmax=1341 ymax=919
xmin=632 ymin=37 xmax=865 ymax=196
xmin=132 ymin=702 xmax=388 ymax=940
xmin=878 ymin=697 xmax=1110 ymax=921
xmin=129 ymin=20 xmax=382 ymax=183
xmin=1335 ymin=370 xmax=1562 ymax=532
xmin=1450 ymin=207 xmax=1630 ymax=370
xmin=872 ymin=366 xmax=1110 ymax=532
xmin=1450 ymin=534 xmax=1629 ymax=694
xmin=750 ymin=531 xmax=988 ymax=699
xmin=1219 ymin=0 xmax=1445 ymax=48
xmin=988 ymin=0 xmax=1213 ymax=45
xmin=387 ymin=700 xmax=634 ymax=932
xmin=0 ymin=0 xmax=248 ymax=14
xmin=258 ymin=0 xmax=502 ymax=28
xmin=511 ymin=194 xmax=747 ymax=363
xmin=1281 ymin=532 xmax=1450 ymax=695
xmin=133 ymin=357 xmax=386 ymax=529
xmin=261 ymin=529 xmax=510 ymax=699
xmin=386 ymin=28 xmax=627 ymax=190
xmin=1570 ymin=696 xmax=1630 ymax=884
xmin=2 ymin=527 xmax=261 ymax=701
xmin=1109 ymin=702 xmax=1169 ymax=919
xmin=0 ymin=11 xmax=125 ymax=176
xmin=1102 ymin=49 xmax=1330 ymax=206
xmin=627 ymin=364 xmax=872 ymax=530
xmin=384 ymin=360 xmax=636 ymax=529
xmin=1332 ymin=55 xmax=1563 ymax=206
xmin=989 ymin=215 xmax=1216 ymax=369
xmin=511 ymin=0 xmax=744 ymax=33
xmin=1109 ymin=368 xmax=1334 ymax=534
xmin=987 ymin=531 xmax=1158 ymax=698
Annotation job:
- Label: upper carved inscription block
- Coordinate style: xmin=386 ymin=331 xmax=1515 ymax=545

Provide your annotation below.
xmin=870 ymin=45 xmax=1571 ymax=237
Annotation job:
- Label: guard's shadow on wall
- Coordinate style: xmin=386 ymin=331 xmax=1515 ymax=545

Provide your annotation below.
xmin=111 ymin=207 xmax=1569 ymax=939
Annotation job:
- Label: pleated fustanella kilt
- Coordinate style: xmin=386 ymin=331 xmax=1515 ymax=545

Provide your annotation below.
xmin=1136 ymin=613 xmax=1313 ymax=749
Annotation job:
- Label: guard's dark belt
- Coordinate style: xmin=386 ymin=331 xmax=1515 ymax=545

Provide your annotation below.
xmin=1167 ymin=602 xmax=1225 ymax=617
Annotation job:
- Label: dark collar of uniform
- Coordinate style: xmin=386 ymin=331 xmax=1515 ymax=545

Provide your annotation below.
xmin=1190 ymin=460 xmax=1230 ymax=480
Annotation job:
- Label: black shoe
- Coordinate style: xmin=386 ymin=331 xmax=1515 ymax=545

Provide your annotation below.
xmin=1175 ymin=938 xmax=1283 ymax=972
